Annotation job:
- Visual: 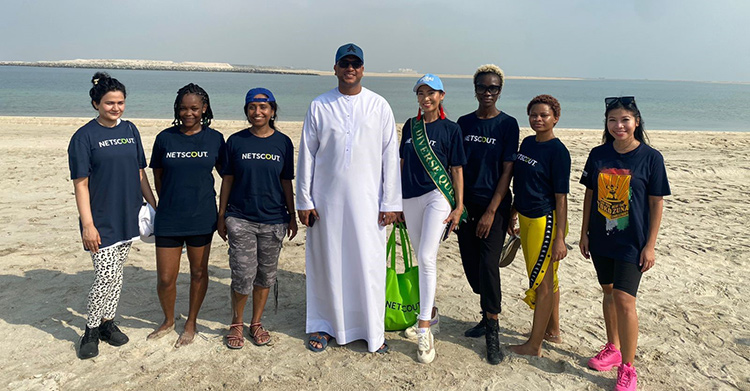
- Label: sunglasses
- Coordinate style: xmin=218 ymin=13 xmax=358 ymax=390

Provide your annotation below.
xmin=475 ymin=84 xmax=501 ymax=95
xmin=337 ymin=59 xmax=363 ymax=69
xmin=605 ymin=96 xmax=637 ymax=108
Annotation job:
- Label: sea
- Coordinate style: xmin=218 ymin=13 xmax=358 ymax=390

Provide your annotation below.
xmin=1 ymin=66 xmax=749 ymax=132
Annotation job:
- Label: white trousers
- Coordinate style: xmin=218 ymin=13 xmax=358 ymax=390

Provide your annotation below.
xmin=402 ymin=189 xmax=451 ymax=321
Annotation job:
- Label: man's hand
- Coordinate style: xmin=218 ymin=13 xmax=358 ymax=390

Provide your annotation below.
xmin=298 ymin=209 xmax=319 ymax=227
xmin=379 ymin=211 xmax=399 ymax=226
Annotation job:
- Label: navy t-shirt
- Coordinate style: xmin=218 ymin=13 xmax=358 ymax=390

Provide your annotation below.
xmin=457 ymin=112 xmax=520 ymax=208
xmin=68 ymin=119 xmax=147 ymax=249
xmin=513 ymin=136 xmax=571 ymax=218
xmin=399 ymin=118 xmax=467 ymax=199
xmin=580 ymin=142 xmax=671 ymax=264
xmin=149 ymin=126 xmax=226 ymax=236
xmin=222 ymin=129 xmax=295 ymax=224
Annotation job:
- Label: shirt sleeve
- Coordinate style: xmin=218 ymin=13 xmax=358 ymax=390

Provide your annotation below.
xmin=131 ymin=123 xmax=147 ymax=169
xmin=648 ymin=150 xmax=671 ymax=196
xmin=149 ymin=133 xmax=163 ymax=169
xmin=502 ymin=117 xmax=520 ymax=162
xmin=281 ymin=136 xmax=295 ymax=180
xmin=580 ymin=152 xmax=595 ymax=189
xmin=379 ymin=101 xmax=403 ymax=212
xmin=551 ymin=144 xmax=571 ymax=194
xmin=296 ymin=103 xmax=320 ymax=210
xmin=449 ymin=124 xmax=467 ymax=166
xmin=399 ymin=120 xmax=410 ymax=158
xmin=67 ymin=134 xmax=91 ymax=180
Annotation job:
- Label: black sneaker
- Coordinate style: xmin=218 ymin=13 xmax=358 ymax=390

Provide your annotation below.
xmin=78 ymin=326 xmax=100 ymax=359
xmin=99 ymin=320 xmax=129 ymax=346
xmin=485 ymin=317 xmax=503 ymax=365
xmin=464 ymin=312 xmax=487 ymax=338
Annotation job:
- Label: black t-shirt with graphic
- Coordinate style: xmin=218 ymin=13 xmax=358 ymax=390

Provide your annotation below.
xmin=513 ymin=136 xmax=571 ymax=218
xmin=399 ymin=118 xmax=466 ymax=199
xmin=580 ymin=142 xmax=670 ymax=263
xmin=222 ymin=129 xmax=295 ymax=224
xmin=149 ymin=125 xmax=226 ymax=236
xmin=68 ymin=119 xmax=147 ymax=249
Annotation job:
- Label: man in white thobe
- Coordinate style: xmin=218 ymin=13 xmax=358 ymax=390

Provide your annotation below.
xmin=297 ymin=43 xmax=402 ymax=353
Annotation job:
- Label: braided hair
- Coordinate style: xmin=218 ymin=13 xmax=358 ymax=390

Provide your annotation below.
xmin=89 ymin=72 xmax=126 ymax=110
xmin=173 ymin=83 xmax=214 ymax=127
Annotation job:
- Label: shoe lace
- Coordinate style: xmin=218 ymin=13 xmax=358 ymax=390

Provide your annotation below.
xmin=594 ymin=344 xmax=614 ymax=360
xmin=617 ymin=366 xmax=633 ymax=386
xmin=418 ymin=332 xmax=431 ymax=351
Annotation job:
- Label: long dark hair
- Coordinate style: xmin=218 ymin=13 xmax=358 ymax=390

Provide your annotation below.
xmin=602 ymin=99 xmax=649 ymax=145
xmin=173 ymin=83 xmax=214 ymax=127
xmin=89 ymin=72 xmax=126 ymax=110
xmin=244 ymin=101 xmax=279 ymax=131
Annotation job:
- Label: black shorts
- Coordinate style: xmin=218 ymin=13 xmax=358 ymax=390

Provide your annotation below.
xmin=591 ymin=255 xmax=643 ymax=297
xmin=155 ymin=233 xmax=214 ymax=248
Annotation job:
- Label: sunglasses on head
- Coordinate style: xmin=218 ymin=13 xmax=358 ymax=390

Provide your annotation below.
xmin=337 ymin=59 xmax=363 ymax=69
xmin=605 ymin=96 xmax=637 ymax=108
xmin=475 ymin=84 xmax=501 ymax=95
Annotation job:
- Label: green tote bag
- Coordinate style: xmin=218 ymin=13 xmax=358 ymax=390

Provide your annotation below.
xmin=384 ymin=222 xmax=420 ymax=331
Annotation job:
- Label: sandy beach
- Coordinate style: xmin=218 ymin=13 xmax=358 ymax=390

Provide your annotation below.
xmin=0 ymin=116 xmax=748 ymax=391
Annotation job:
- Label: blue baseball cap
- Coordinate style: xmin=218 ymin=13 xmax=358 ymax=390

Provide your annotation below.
xmin=335 ymin=43 xmax=364 ymax=63
xmin=245 ymin=87 xmax=275 ymax=104
xmin=413 ymin=73 xmax=444 ymax=92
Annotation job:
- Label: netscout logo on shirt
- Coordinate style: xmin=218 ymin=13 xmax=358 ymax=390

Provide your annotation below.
xmin=98 ymin=138 xmax=135 ymax=148
xmin=405 ymin=138 xmax=436 ymax=146
xmin=464 ymin=135 xmax=496 ymax=145
xmin=165 ymin=151 xmax=209 ymax=158
xmin=517 ymin=153 xmax=538 ymax=166
xmin=242 ymin=153 xmax=281 ymax=162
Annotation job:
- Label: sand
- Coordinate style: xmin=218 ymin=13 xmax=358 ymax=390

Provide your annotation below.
xmin=0 ymin=116 xmax=748 ymax=391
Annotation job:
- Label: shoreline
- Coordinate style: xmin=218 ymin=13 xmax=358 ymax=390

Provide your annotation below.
xmin=0 ymin=115 xmax=742 ymax=134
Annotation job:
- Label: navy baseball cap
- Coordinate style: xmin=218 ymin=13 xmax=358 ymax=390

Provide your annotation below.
xmin=245 ymin=87 xmax=275 ymax=103
xmin=335 ymin=43 xmax=364 ymax=63
xmin=413 ymin=73 xmax=444 ymax=92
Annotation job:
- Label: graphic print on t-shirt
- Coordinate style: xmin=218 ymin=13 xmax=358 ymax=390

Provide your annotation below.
xmin=597 ymin=168 xmax=631 ymax=231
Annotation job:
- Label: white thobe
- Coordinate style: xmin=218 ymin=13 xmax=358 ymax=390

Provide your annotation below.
xmin=297 ymin=87 xmax=402 ymax=352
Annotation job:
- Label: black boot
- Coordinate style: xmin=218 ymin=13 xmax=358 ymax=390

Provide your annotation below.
xmin=485 ymin=317 xmax=503 ymax=365
xmin=464 ymin=311 xmax=487 ymax=338
xmin=99 ymin=319 xmax=129 ymax=346
xmin=78 ymin=326 xmax=100 ymax=359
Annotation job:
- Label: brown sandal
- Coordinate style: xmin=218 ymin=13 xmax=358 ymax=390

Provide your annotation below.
xmin=225 ymin=323 xmax=244 ymax=349
xmin=249 ymin=323 xmax=271 ymax=346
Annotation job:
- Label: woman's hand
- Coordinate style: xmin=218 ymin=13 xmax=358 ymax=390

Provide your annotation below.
xmin=551 ymin=236 xmax=567 ymax=262
xmin=82 ymin=224 xmax=101 ymax=253
xmin=288 ymin=218 xmax=298 ymax=240
xmin=443 ymin=206 xmax=463 ymax=235
xmin=217 ymin=215 xmax=228 ymax=242
xmin=507 ymin=210 xmax=519 ymax=236
xmin=476 ymin=209 xmax=495 ymax=238
xmin=579 ymin=233 xmax=590 ymax=259
xmin=639 ymin=245 xmax=656 ymax=272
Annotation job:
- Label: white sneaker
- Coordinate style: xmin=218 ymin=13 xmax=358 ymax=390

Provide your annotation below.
xmin=417 ymin=328 xmax=436 ymax=364
xmin=404 ymin=307 xmax=440 ymax=339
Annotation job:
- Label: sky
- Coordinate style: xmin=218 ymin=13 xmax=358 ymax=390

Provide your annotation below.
xmin=2 ymin=0 xmax=749 ymax=82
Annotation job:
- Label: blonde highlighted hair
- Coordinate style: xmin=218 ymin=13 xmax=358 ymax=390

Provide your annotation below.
xmin=473 ymin=64 xmax=505 ymax=91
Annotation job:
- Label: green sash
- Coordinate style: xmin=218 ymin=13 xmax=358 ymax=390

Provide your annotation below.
xmin=410 ymin=117 xmax=468 ymax=223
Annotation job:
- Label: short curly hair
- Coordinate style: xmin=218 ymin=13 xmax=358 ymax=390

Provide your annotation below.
xmin=527 ymin=94 xmax=561 ymax=119
xmin=473 ymin=64 xmax=505 ymax=91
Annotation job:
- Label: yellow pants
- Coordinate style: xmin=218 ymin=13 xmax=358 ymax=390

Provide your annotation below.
xmin=518 ymin=210 xmax=566 ymax=310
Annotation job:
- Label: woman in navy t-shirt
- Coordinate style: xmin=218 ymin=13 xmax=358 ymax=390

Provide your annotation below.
xmin=398 ymin=74 xmax=466 ymax=364
xmin=579 ymin=97 xmax=670 ymax=390
xmin=507 ymin=95 xmax=570 ymax=357
xmin=68 ymin=72 xmax=157 ymax=359
xmin=147 ymin=84 xmax=226 ymax=347
xmin=456 ymin=64 xmax=519 ymax=365
xmin=217 ymin=88 xmax=297 ymax=348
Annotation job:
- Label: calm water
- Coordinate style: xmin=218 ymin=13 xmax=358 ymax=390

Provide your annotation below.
xmin=1 ymin=66 xmax=749 ymax=132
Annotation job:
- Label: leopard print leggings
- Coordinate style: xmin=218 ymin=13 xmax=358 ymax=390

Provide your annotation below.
xmin=86 ymin=242 xmax=132 ymax=328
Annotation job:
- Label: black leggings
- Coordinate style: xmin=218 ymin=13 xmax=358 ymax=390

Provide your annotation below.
xmin=456 ymin=201 xmax=509 ymax=315
xmin=591 ymin=255 xmax=643 ymax=297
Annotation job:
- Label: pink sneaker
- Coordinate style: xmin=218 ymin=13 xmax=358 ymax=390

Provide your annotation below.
xmin=614 ymin=362 xmax=637 ymax=391
xmin=588 ymin=343 xmax=622 ymax=371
